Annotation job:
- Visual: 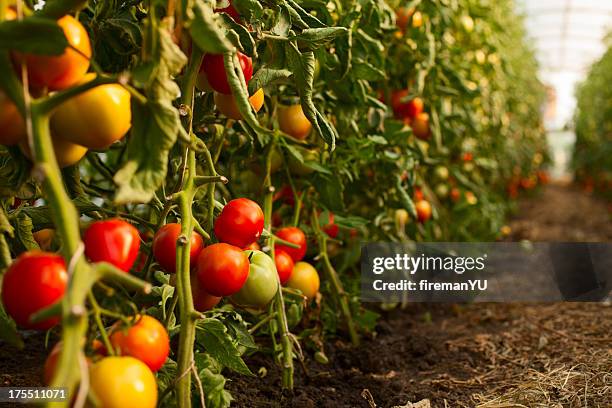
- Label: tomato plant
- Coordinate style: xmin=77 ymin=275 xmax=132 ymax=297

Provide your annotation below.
xmin=84 ymin=218 xmax=140 ymax=272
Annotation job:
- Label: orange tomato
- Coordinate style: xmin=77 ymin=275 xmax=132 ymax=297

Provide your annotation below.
xmin=278 ymin=104 xmax=312 ymax=140
xmin=286 ymin=262 xmax=320 ymax=300
xmin=0 ymin=90 xmax=26 ymax=146
xmin=415 ymin=200 xmax=432 ymax=223
xmin=214 ymin=88 xmax=264 ymax=120
xmin=14 ymin=15 xmax=91 ymax=90
xmin=411 ymin=112 xmax=430 ymax=140
xmin=110 ymin=315 xmax=170 ymax=372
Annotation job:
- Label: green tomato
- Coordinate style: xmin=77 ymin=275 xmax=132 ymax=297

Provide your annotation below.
xmin=434 ymin=166 xmax=449 ymax=180
xmin=288 ymin=148 xmax=319 ymax=176
xmin=231 ymin=250 xmax=279 ymax=308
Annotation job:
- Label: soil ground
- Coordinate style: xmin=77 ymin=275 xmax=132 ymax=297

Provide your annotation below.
xmin=0 ymin=182 xmax=610 ymax=407
xmin=227 ymin=182 xmax=612 ymax=408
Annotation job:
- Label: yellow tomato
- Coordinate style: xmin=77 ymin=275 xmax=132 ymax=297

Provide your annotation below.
xmin=412 ymin=11 xmax=423 ymax=28
xmin=214 ymin=88 xmax=264 ymax=120
xmin=89 ymin=357 xmax=157 ymax=408
xmin=20 ymin=136 xmax=88 ymax=168
xmin=278 ymin=104 xmax=312 ymax=140
xmin=14 ymin=15 xmax=91 ymax=90
xmin=33 ymin=229 xmax=55 ymax=251
xmin=0 ymin=91 xmax=26 ymax=146
xmin=50 ymin=74 xmax=131 ymax=149
xmin=286 ymin=262 xmax=320 ymax=300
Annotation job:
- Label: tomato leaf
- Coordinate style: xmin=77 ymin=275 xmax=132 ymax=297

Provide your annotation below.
xmin=289 ymin=27 xmax=347 ymax=50
xmin=0 ymin=17 xmax=68 ymax=54
xmin=188 ymin=0 xmax=234 ymax=54
xmin=0 ymin=304 xmax=23 ymax=349
xmin=195 ymin=318 xmax=253 ymax=376
xmin=248 ymin=67 xmax=292 ymax=94
xmin=114 ymin=19 xmax=187 ymax=204
xmin=194 ymin=352 xmax=233 ymax=408
xmin=10 ymin=212 xmax=39 ymax=252
xmin=285 ymin=43 xmax=337 ymax=149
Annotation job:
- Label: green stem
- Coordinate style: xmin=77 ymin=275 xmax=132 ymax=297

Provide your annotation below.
xmin=263 ymin=144 xmax=294 ymax=390
xmin=310 ymin=209 xmax=359 ymax=346
xmin=87 ymin=292 xmax=115 ymax=356
xmin=174 ymin=46 xmax=202 ymax=408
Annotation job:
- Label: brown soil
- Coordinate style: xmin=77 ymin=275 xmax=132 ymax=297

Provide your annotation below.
xmin=227 ymin=183 xmax=612 ymax=408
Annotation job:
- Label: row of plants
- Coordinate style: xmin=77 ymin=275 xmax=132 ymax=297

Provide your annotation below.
xmin=0 ymin=0 xmax=547 ymax=407
xmin=573 ymin=35 xmax=612 ymax=201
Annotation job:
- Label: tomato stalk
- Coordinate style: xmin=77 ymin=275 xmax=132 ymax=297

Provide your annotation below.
xmin=174 ymin=46 xmax=203 ymax=408
xmin=310 ymin=209 xmax=360 ymax=346
xmin=263 ymin=143 xmax=295 ymax=390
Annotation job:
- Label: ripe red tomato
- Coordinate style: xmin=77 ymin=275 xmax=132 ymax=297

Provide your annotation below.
xmin=214 ymin=198 xmax=264 ymax=249
xmin=273 ymin=185 xmax=300 ymax=206
xmin=274 ymin=250 xmax=294 ymax=285
xmin=413 ymin=186 xmax=424 ymax=201
xmin=191 ymin=272 xmax=222 ymax=312
xmin=322 ymin=212 xmax=339 ymax=238
xmin=450 ymin=187 xmax=461 ymax=202
xmin=110 ymin=315 xmax=170 ymax=372
xmin=90 ymin=356 xmax=157 ymax=408
xmin=152 ymin=223 xmax=204 ymax=273
xmin=196 ymin=243 xmax=249 ymax=296
xmin=215 ymin=1 xmax=241 ymax=22
xmin=415 ymin=200 xmax=432 ymax=223
xmin=201 ymin=52 xmax=253 ymax=94
xmin=395 ymin=7 xmax=414 ymax=32
xmin=245 ymin=241 xmax=261 ymax=251
xmin=1 ymin=251 xmax=68 ymax=329
xmin=14 ymin=15 xmax=91 ymax=90
xmin=275 ymin=227 xmax=307 ymax=262
xmin=391 ymin=90 xmax=423 ymax=121
xmin=84 ymin=219 xmax=140 ymax=272
xmin=462 ymin=152 xmax=473 ymax=162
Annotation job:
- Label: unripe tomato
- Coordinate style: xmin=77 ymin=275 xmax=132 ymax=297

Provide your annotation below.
xmin=191 ymin=272 xmax=222 ymax=312
xmin=201 ymin=52 xmax=253 ymax=94
xmin=288 ymin=148 xmax=319 ymax=176
xmin=231 ymin=250 xmax=279 ymax=308
xmin=322 ymin=212 xmax=339 ymax=238
xmin=1 ymin=251 xmax=68 ymax=329
xmin=50 ymin=74 xmax=131 ymax=149
xmin=14 ymin=15 xmax=91 ymax=90
xmin=275 ymin=227 xmax=307 ymax=262
xmin=395 ymin=208 xmax=409 ymax=227
xmin=278 ymin=105 xmax=312 ymax=140
xmin=215 ymin=1 xmax=241 ymax=22
xmin=411 ymin=112 xmax=430 ymax=140
xmin=20 ymin=136 xmax=88 ymax=168
xmin=196 ymin=243 xmax=249 ymax=296
xmin=152 ymin=223 xmax=204 ymax=273
xmin=84 ymin=219 xmax=140 ymax=272
xmin=274 ymin=250 xmax=294 ymax=285
xmin=415 ymin=200 xmax=432 ymax=223
xmin=110 ymin=315 xmax=170 ymax=372
xmin=33 ymin=228 xmax=55 ymax=251
xmin=286 ymin=262 xmax=320 ymax=300
xmin=434 ymin=183 xmax=449 ymax=199
xmin=214 ymin=198 xmax=264 ymax=249
xmin=214 ymin=88 xmax=264 ymax=120
xmin=90 ymin=357 xmax=157 ymax=408
xmin=0 ymin=90 xmax=26 ymax=146
xmin=391 ymin=90 xmax=423 ymax=121
xmin=434 ymin=165 xmax=449 ymax=180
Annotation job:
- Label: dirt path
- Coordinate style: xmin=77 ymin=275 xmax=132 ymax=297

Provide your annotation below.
xmin=229 ymin=183 xmax=612 ymax=408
